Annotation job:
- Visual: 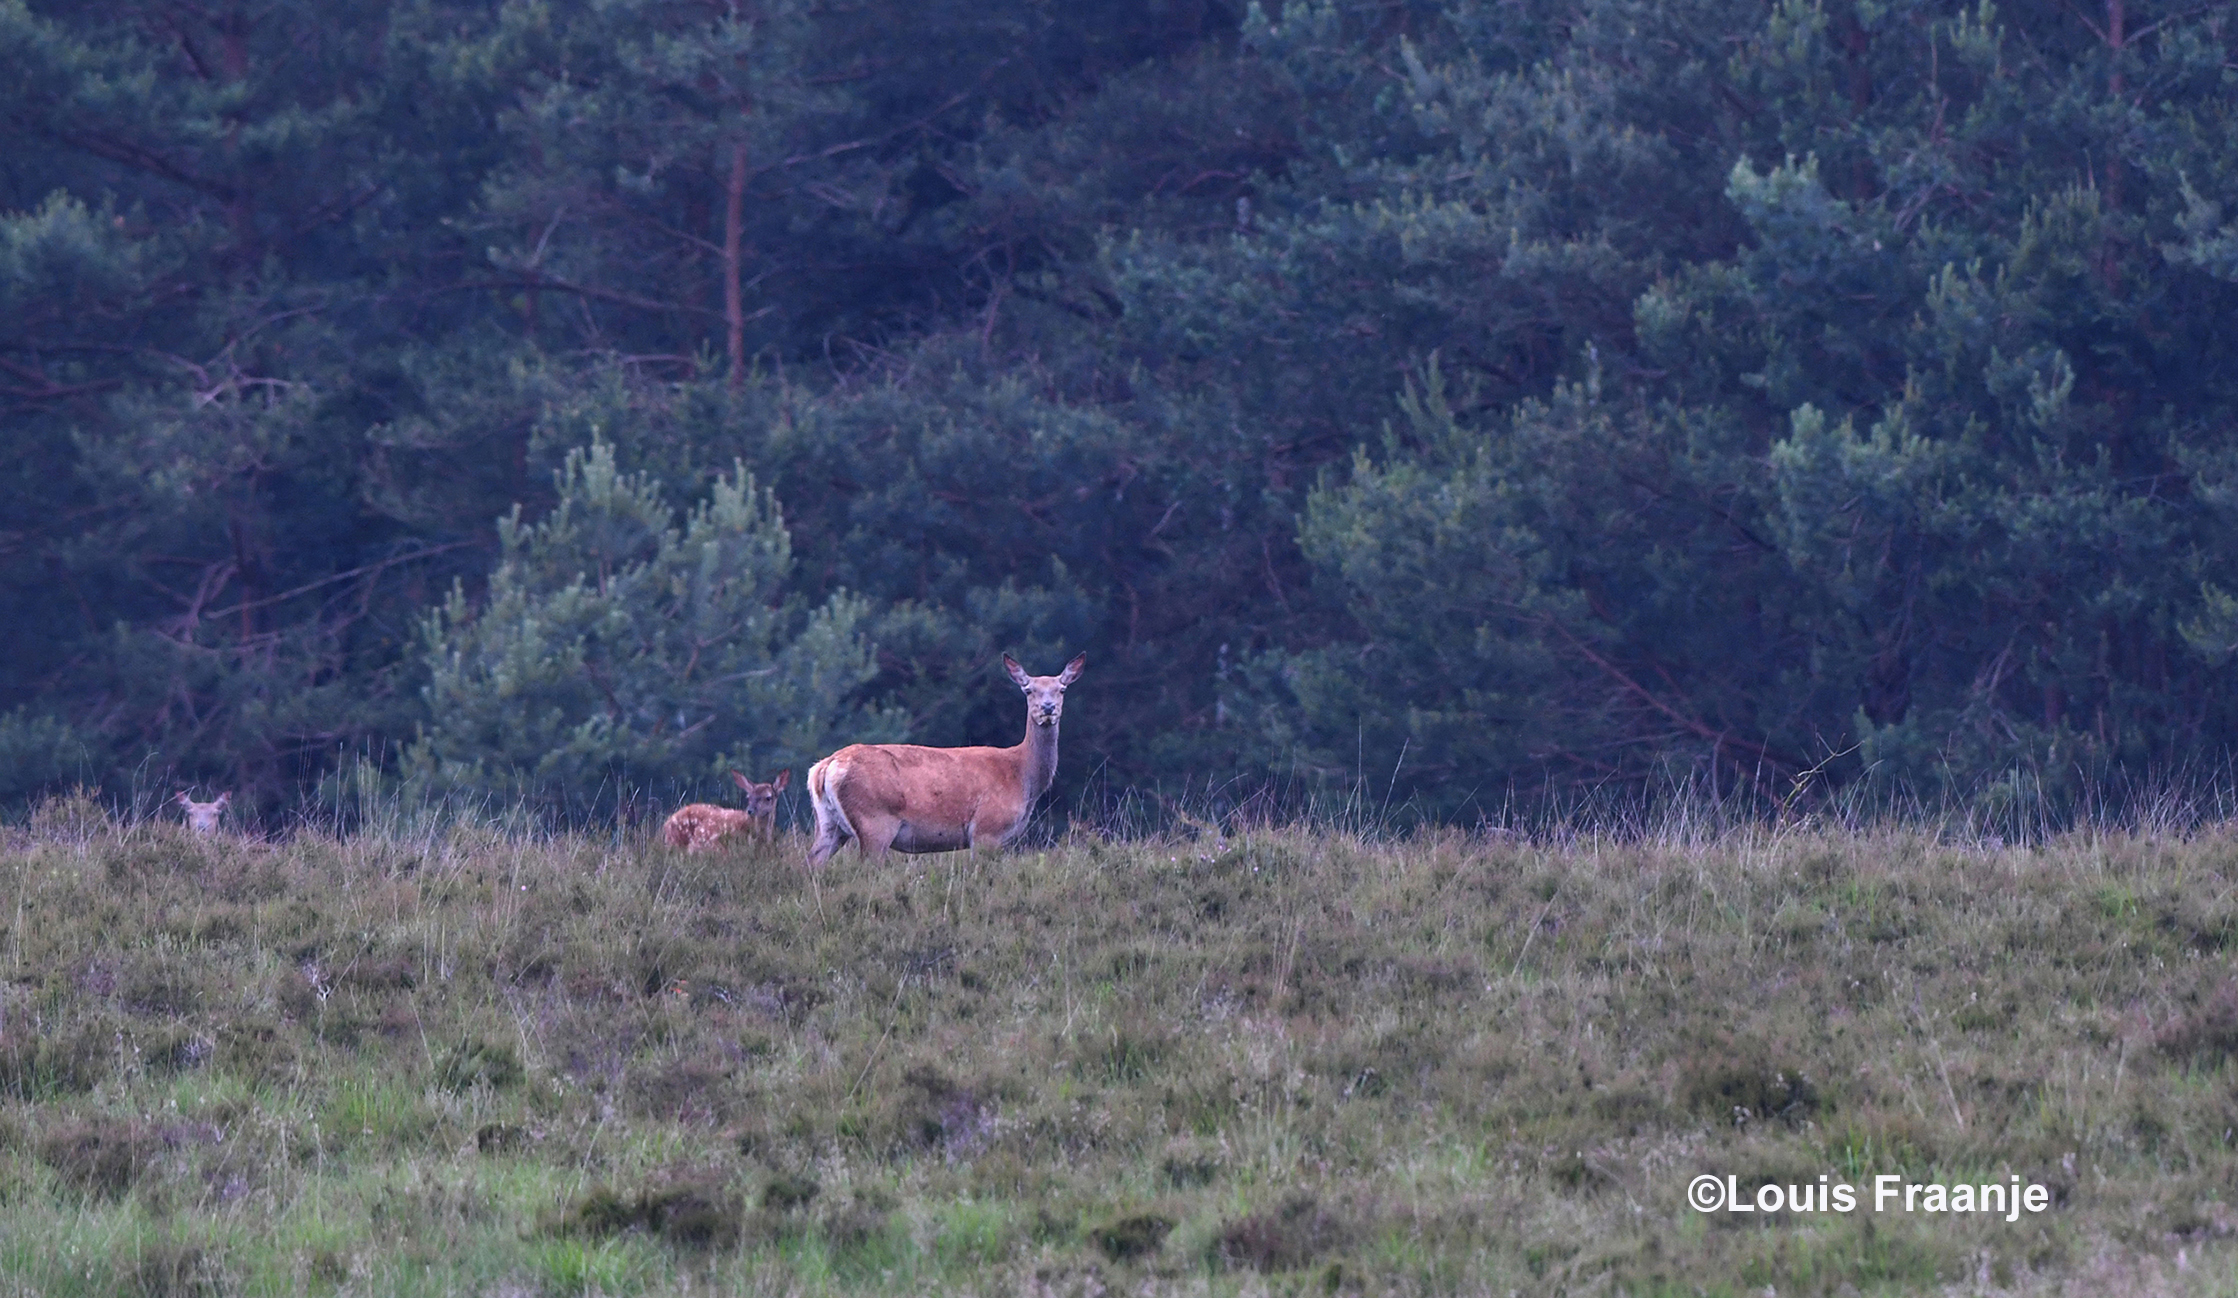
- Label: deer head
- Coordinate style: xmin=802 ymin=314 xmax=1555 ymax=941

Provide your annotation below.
xmin=729 ymin=768 xmax=790 ymax=820
xmin=174 ymin=790 xmax=230 ymax=834
xmin=1005 ymin=652 xmax=1086 ymax=729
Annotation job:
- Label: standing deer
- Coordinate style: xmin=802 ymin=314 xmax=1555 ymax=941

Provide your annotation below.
xmin=806 ymin=652 xmax=1085 ymax=867
xmin=174 ymin=791 xmax=230 ymax=835
xmin=662 ymin=770 xmax=790 ymax=853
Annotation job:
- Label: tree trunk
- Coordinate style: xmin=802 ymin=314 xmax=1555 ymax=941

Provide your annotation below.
xmin=724 ymin=140 xmax=749 ymax=391
xmin=2100 ymin=0 xmax=2126 ymax=288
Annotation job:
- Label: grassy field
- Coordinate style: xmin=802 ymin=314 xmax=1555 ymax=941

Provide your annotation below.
xmin=5 ymin=795 xmax=2238 ymax=1295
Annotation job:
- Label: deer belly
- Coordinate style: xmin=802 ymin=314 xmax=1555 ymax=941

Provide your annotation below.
xmin=889 ymin=819 xmax=973 ymax=854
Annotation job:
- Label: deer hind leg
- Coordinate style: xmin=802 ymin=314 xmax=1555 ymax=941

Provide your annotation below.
xmin=806 ymin=821 xmax=845 ymax=868
xmin=804 ymin=763 xmax=832 ymax=865
xmin=808 ymin=757 xmax=876 ymax=868
xmin=806 ymin=799 xmax=852 ymax=867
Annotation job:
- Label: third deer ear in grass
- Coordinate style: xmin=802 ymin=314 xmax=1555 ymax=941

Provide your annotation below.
xmin=174 ymin=790 xmax=230 ymax=834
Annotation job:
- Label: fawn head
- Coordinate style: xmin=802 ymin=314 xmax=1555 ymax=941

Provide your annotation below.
xmin=729 ymin=768 xmax=790 ymax=819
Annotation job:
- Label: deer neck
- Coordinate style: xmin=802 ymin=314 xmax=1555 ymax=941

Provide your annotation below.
xmin=1016 ymin=714 xmax=1061 ymax=803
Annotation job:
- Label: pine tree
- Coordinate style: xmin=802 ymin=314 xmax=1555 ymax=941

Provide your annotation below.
xmin=410 ymin=437 xmax=893 ymax=815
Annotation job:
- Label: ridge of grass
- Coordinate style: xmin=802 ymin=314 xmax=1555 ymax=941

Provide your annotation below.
xmin=3 ymin=793 xmax=2238 ymax=1293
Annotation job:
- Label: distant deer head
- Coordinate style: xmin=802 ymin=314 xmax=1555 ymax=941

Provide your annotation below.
xmin=174 ymin=790 xmax=230 ymax=834
xmin=661 ymin=769 xmax=791 ymax=853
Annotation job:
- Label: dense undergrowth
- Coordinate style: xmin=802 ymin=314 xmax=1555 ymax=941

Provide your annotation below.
xmin=5 ymin=794 xmax=2238 ymax=1295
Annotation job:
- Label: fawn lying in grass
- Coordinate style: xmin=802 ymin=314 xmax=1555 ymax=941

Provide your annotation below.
xmin=662 ymin=770 xmax=789 ymax=853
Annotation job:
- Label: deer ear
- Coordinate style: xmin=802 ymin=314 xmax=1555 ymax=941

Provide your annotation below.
xmin=730 ymin=769 xmax=750 ymax=790
xmin=1003 ymin=653 xmax=1031 ymax=688
xmin=1058 ymin=652 xmax=1086 ymax=687
xmin=214 ymin=792 xmax=230 ymax=808
xmin=773 ymin=769 xmax=791 ymax=791
xmin=173 ymin=791 xmax=190 ymax=806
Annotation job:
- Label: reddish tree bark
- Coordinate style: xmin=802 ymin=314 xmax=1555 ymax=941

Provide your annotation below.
xmin=724 ymin=141 xmax=749 ymax=391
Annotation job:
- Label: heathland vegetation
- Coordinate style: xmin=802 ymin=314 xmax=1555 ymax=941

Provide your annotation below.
xmin=6 ymin=798 xmax=2238 ymax=1294
xmin=16 ymin=3 xmax=2238 ymax=1293
xmin=8 ymin=0 xmax=2238 ymax=824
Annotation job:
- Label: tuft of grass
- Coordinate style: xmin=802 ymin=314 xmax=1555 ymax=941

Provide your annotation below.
xmin=2155 ymin=978 xmax=2238 ymax=1066
xmin=118 ymin=1239 xmax=220 ymax=1298
xmin=529 ymin=1235 xmax=651 ymax=1297
xmin=1215 ymin=1194 xmax=1353 ymax=1272
xmin=761 ymin=1171 xmax=820 ymax=1211
xmin=555 ymin=1175 xmax=741 ymax=1248
xmin=1679 ymin=1039 xmax=1827 ymax=1128
xmin=39 ymin=1119 xmax=160 ymax=1200
xmin=1092 ymin=1211 xmax=1174 ymax=1261
xmin=433 ymin=1035 xmax=524 ymax=1094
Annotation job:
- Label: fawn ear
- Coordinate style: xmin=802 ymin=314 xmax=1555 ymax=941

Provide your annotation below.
xmin=730 ymin=770 xmax=750 ymax=791
xmin=773 ymin=769 xmax=791 ymax=791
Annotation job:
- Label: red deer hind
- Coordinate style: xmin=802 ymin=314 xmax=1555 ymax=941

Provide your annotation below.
xmin=806 ymin=652 xmax=1085 ymax=867
xmin=174 ymin=791 xmax=230 ymax=835
xmin=662 ymin=770 xmax=790 ymax=854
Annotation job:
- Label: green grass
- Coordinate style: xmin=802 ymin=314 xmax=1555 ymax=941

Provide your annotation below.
xmin=6 ymin=793 xmax=2238 ymax=1293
